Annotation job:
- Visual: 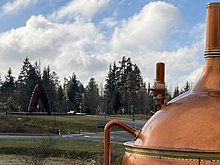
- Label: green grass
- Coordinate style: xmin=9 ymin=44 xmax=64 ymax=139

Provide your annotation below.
xmin=0 ymin=114 xmax=109 ymax=134
xmin=0 ymin=138 xmax=124 ymax=152
xmin=0 ymin=114 xmax=136 ymax=164
xmin=0 ymin=138 xmax=125 ymax=164
xmin=112 ymin=114 xmax=152 ymax=120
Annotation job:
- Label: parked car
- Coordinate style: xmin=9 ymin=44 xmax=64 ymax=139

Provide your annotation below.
xmin=67 ymin=110 xmax=75 ymax=114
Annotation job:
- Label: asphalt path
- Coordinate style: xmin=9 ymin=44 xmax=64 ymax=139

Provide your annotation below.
xmin=0 ymin=118 xmax=146 ymax=142
xmin=0 ymin=131 xmax=134 ymax=142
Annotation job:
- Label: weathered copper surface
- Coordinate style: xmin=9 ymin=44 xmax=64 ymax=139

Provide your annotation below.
xmin=122 ymin=2 xmax=220 ymax=164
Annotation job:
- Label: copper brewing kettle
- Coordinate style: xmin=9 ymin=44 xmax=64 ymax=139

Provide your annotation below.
xmin=104 ymin=2 xmax=220 ymax=165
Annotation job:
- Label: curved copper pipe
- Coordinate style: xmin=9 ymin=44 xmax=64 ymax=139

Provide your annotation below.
xmin=104 ymin=120 xmax=141 ymax=165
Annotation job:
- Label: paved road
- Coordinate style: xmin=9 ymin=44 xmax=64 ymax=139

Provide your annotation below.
xmin=0 ymin=131 xmax=133 ymax=142
xmin=0 ymin=118 xmax=146 ymax=142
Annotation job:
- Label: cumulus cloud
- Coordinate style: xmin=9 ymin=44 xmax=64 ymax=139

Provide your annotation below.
xmin=108 ymin=1 xmax=206 ymax=91
xmin=111 ymin=1 xmax=182 ymax=52
xmin=0 ymin=14 xmax=107 ymax=83
xmin=1 ymin=0 xmax=38 ymax=15
xmin=50 ymin=0 xmax=110 ymax=21
xmin=0 ymin=1 xmax=206 ymax=90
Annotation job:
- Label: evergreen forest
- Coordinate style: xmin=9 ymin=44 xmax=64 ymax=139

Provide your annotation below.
xmin=0 ymin=56 xmax=192 ymax=115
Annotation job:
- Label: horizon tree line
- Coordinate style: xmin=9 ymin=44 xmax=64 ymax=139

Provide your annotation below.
xmin=0 ymin=56 xmax=192 ymax=115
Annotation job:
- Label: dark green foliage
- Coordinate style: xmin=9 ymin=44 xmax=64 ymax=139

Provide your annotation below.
xmin=172 ymin=85 xmax=180 ymax=99
xmin=181 ymin=81 xmax=192 ymax=93
xmin=65 ymin=73 xmax=84 ymax=112
xmin=84 ymin=78 xmax=100 ymax=115
xmin=104 ymin=56 xmax=150 ymax=115
xmin=57 ymin=85 xmax=64 ymax=112
xmin=14 ymin=57 xmax=39 ymax=111
xmin=0 ymin=67 xmax=16 ymax=111
xmin=0 ymin=57 xmax=64 ymax=113
xmin=42 ymin=66 xmax=60 ymax=112
xmin=0 ymin=56 xmax=166 ymax=115
xmin=172 ymin=81 xmax=193 ymax=99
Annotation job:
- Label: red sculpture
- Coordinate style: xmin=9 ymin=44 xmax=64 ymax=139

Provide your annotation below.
xmin=28 ymin=78 xmax=51 ymax=114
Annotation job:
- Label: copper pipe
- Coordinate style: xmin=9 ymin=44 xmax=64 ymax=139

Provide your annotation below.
xmin=205 ymin=2 xmax=220 ymax=57
xmin=156 ymin=62 xmax=165 ymax=82
xmin=104 ymin=120 xmax=141 ymax=165
xmin=154 ymin=62 xmax=165 ymax=109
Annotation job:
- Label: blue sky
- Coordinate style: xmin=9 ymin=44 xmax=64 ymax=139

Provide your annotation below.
xmin=0 ymin=0 xmax=215 ymax=91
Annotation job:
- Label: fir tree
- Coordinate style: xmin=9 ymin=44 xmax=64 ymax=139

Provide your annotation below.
xmin=173 ymin=86 xmax=180 ymax=99
xmin=14 ymin=57 xmax=39 ymax=111
xmin=65 ymin=73 xmax=84 ymax=112
xmin=84 ymin=78 xmax=100 ymax=115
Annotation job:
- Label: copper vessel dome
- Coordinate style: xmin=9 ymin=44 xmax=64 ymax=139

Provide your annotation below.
xmin=122 ymin=2 xmax=220 ymax=165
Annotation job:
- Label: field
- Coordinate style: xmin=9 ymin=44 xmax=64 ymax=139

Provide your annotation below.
xmin=0 ymin=113 xmax=146 ymax=164
xmin=1 ymin=114 xmax=109 ymax=134
xmin=0 ymin=138 xmax=124 ymax=164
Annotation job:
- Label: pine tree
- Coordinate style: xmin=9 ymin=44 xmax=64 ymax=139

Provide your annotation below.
xmin=57 ymin=85 xmax=64 ymax=112
xmin=84 ymin=78 xmax=100 ymax=115
xmin=14 ymin=57 xmax=39 ymax=111
xmin=173 ymin=86 xmax=180 ymax=99
xmin=1 ymin=67 xmax=16 ymax=111
xmin=65 ymin=73 xmax=84 ymax=112
xmin=1 ymin=67 xmax=15 ymax=95
xmin=104 ymin=63 xmax=118 ymax=114
xmin=42 ymin=66 xmax=60 ymax=112
xmin=181 ymin=81 xmax=192 ymax=93
xmin=104 ymin=56 xmax=147 ymax=115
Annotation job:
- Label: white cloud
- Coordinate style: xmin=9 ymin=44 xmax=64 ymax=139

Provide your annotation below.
xmin=108 ymin=1 xmax=206 ymax=90
xmin=0 ymin=1 xmax=206 ymax=90
xmin=1 ymin=0 xmax=38 ymax=15
xmin=0 ymin=14 xmax=107 ymax=84
xmin=111 ymin=1 xmax=182 ymax=52
xmin=50 ymin=0 xmax=110 ymax=21
xmin=100 ymin=17 xmax=118 ymax=28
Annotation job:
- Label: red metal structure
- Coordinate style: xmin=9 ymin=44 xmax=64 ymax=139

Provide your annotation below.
xmin=28 ymin=78 xmax=51 ymax=114
xmin=104 ymin=2 xmax=220 ymax=165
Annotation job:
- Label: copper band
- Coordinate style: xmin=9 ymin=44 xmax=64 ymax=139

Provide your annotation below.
xmin=124 ymin=142 xmax=220 ymax=162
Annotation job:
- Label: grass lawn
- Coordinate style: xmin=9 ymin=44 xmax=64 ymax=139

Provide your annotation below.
xmin=0 ymin=114 xmax=131 ymax=164
xmin=0 ymin=138 xmax=125 ymax=164
xmin=0 ymin=114 xmax=109 ymax=134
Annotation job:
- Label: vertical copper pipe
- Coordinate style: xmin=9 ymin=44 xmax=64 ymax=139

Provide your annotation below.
xmin=196 ymin=2 xmax=220 ymax=91
xmin=156 ymin=62 xmax=165 ymax=82
xmin=154 ymin=62 xmax=165 ymax=109
xmin=104 ymin=120 xmax=140 ymax=165
xmin=206 ymin=3 xmax=220 ymax=51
